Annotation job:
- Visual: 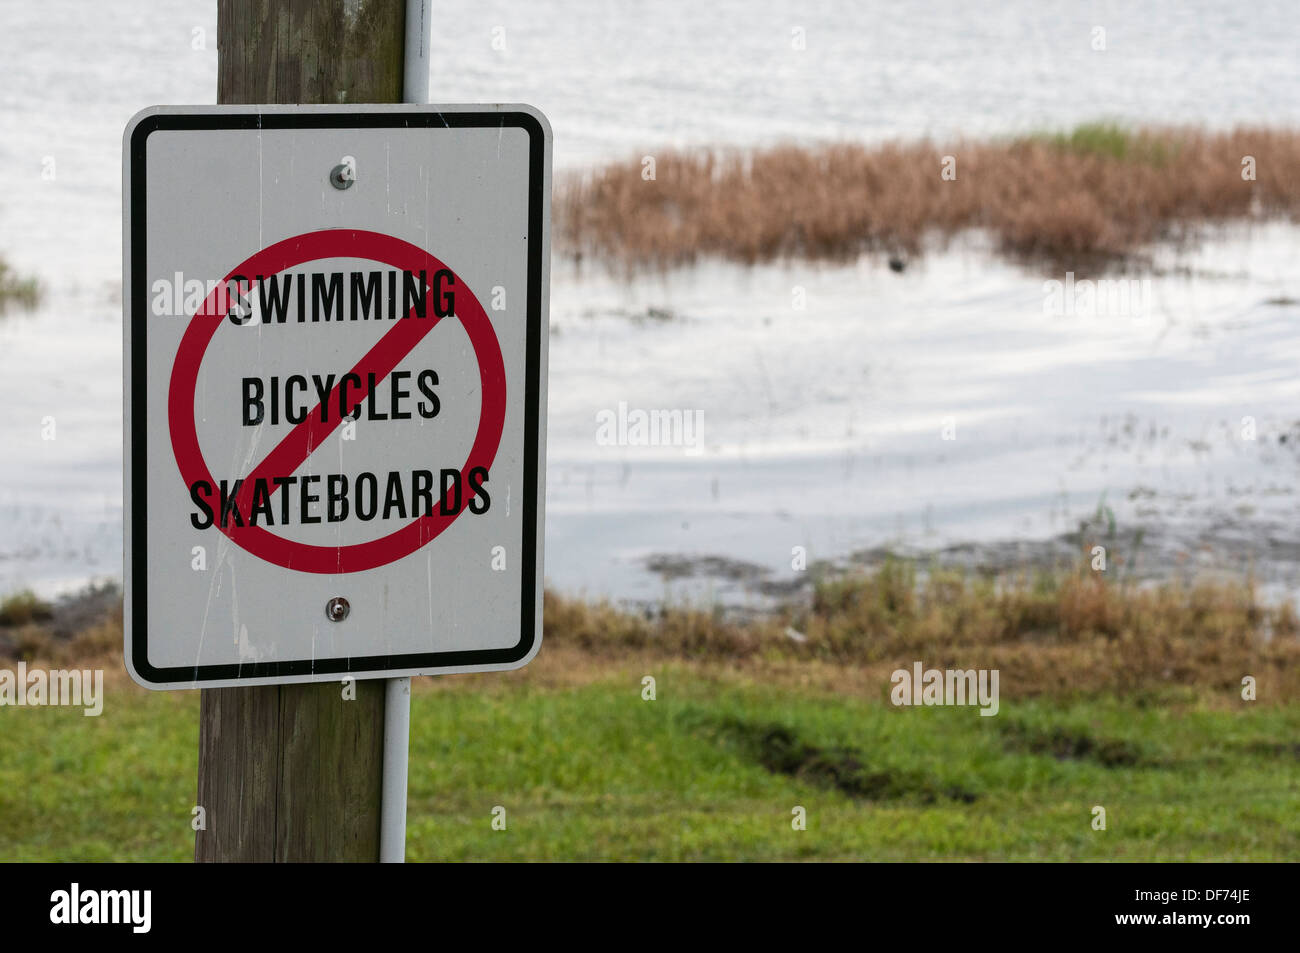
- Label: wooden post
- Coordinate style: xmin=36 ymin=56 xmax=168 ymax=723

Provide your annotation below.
xmin=196 ymin=0 xmax=407 ymax=863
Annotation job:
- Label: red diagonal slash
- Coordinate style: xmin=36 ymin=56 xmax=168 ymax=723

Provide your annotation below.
xmin=232 ymin=283 xmax=440 ymax=510
xmin=168 ymin=229 xmax=506 ymax=573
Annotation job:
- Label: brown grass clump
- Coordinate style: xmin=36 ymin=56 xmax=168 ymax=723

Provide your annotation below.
xmin=0 ymin=590 xmax=54 ymax=627
xmin=542 ymin=590 xmax=784 ymax=659
xmin=543 ymin=562 xmax=1300 ymax=703
xmin=558 ymin=124 xmax=1300 ymax=270
xmin=4 ymin=601 xmax=123 ymax=671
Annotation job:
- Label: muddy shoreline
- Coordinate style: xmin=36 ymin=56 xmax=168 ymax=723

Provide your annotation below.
xmin=641 ymin=512 xmax=1300 ymax=618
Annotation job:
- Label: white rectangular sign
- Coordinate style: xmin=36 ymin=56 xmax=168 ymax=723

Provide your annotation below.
xmin=123 ymin=105 xmax=551 ymax=689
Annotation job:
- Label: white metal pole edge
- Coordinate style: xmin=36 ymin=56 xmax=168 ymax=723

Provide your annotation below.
xmin=403 ymin=0 xmax=431 ymax=104
xmin=380 ymin=675 xmax=412 ymax=863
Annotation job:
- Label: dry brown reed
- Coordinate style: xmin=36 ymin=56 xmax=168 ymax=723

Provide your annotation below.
xmin=543 ymin=563 xmax=1300 ymax=702
xmin=558 ymin=125 xmax=1300 ymax=270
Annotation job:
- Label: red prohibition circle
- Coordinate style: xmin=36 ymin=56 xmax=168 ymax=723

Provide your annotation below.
xmin=167 ymin=229 xmax=507 ymax=574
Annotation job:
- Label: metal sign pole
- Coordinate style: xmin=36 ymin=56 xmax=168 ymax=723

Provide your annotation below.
xmin=378 ymin=0 xmax=431 ymax=865
xmin=380 ymin=676 xmax=411 ymax=863
xmin=403 ymin=0 xmax=431 ymax=103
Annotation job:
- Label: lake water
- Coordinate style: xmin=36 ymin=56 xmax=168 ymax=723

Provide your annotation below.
xmin=2 ymin=0 xmax=1299 ymax=604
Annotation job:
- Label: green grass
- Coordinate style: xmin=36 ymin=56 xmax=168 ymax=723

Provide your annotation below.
xmin=0 ymin=689 xmax=196 ymax=861
xmin=1 ymin=665 xmax=1295 ymax=861
xmin=1026 ymin=121 xmax=1175 ymax=165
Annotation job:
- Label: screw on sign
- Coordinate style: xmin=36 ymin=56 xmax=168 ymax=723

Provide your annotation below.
xmin=124 ymin=106 xmax=551 ymax=689
xmin=326 ymin=597 xmax=350 ymax=622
